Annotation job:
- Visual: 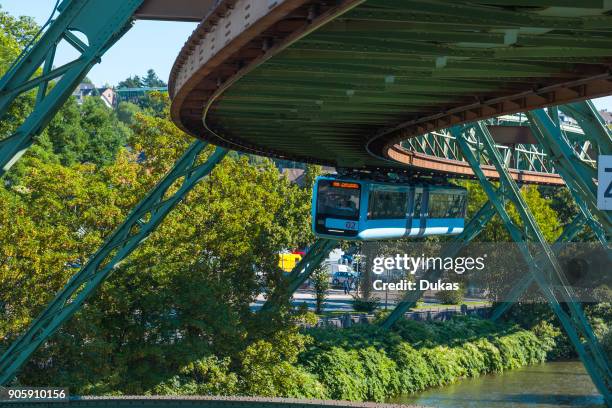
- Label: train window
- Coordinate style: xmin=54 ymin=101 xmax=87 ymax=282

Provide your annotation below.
xmin=317 ymin=180 xmax=360 ymax=220
xmin=447 ymin=194 xmax=467 ymax=218
xmin=368 ymin=189 xmax=408 ymax=219
xmin=413 ymin=191 xmax=423 ymax=217
xmin=429 ymin=192 xmax=466 ymax=218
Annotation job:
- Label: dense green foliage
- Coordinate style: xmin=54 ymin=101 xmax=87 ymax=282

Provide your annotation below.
xmin=0 ymin=12 xmax=314 ymax=389
xmin=305 ymin=317 xmax=552 ymax=401
xmin=463 ymin=180 xmax=562 ymax=243
xmin=502 ymin=301 xmax=612 ymax=362
xmin=0 ymin=107 xmax=313 ymax=392
xmin=434 ymin=284 xmax=466 ymax=305
xmin=118 ymin=69 xmax=167 ymax=89
xmin=0 ymin=11 xmax=132 ymax=171
xmin=43 ymin=96 xmax=131 ymax=166
xmin=0 ymin=8 xmax=38 ymax=139
xmin=145 ymin=316 xmax=556 ymax=402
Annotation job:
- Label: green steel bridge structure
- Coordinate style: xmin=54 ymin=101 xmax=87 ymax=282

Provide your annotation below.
xmin=0 ymin=0 xmax=611 ymax=406
xmin=114 ymin=86 xmax=168 ymax=106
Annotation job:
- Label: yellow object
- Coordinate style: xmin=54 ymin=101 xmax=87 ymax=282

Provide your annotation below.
xmin=278 ymin=253 xmax=302 ymax=272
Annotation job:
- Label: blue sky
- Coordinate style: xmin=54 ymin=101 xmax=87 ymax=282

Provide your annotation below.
xmin=1 ymin=0 xmax=611 ymax=111
xmin=0 ymin=0 xmax=197 ymax=86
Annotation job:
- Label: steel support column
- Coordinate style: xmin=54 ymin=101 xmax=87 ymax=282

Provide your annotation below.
xmin=0 ymin=142 xmax=227 ymax=385
xmin=491 ymin=103 xmax=611 ymax=321
xmin=527 ymin=108 xmax=612 ymax=237
xmin=560 ymin=101 xmax=612 ymax=156
xmin=380 ymin=199 xmax=497 ymax=329
xmin=489 ymin=213 xmax=587 ymax=321
xmin=0 ymin=0 xmax=144 ymax=175
xmin=452 ymin=122 xmax=611 ymax=404
xmin=260 ymin=238 xmax=337 ymax=313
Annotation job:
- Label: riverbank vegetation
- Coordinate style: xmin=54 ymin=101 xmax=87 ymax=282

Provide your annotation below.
xmin=149 ymin=316 xmax=556 ymax=401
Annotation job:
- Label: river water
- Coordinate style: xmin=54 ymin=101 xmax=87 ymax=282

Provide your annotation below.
xmin=390 ymin=361 xmax=604 ymax=408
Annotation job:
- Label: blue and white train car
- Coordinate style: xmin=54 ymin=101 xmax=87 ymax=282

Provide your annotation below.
xmin=312 ymin=176 xmax=467 ymax=240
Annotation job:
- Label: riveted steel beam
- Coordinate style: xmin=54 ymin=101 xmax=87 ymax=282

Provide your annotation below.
xmin=260 ymin=239 xmax=337 ymax=313
xmin=489 ymin=213 xmax=588 ymax=321
xmin=0 ymin=142 xmax=227 ymax=385
xmin=452 ymin=122 xmax=611 ymax=405
xmin=380 ymin=199 xmax=497 ymax=329
xmin=0 ymin=0 xmax=145 ymax=175
xmin=526 ymin=108 xmax=612 ymax=235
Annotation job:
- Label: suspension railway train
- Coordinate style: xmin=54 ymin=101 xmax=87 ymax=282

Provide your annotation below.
xmin=312 ymin=176 xmax=467 ymax=241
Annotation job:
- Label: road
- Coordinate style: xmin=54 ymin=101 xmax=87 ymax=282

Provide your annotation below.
xmin=252 ymin=289 xmax=356 ymax=312
xmin=251 ymin=288 xmax=487 ymax=312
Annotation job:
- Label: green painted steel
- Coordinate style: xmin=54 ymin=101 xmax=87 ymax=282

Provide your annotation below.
xmin=490 ymin=104 xmax=611 ymax=321
xmin=0 ymin=142 xmax=227 ymax=385
xmin=402 ymin=114 xmax=594 ymax=177
xmin=561 ymin=101 xmax=612 ymax=156
xmin=201 ymin=1 xmax=612 ymax=167
xmin=452 ymin=122 xmax=611 ymax=405
xmin=0 ymin=0 xmax=144 ymax=175
xmin=527 ymin=107 xmax=612 ymax=236
xmin=489 ymin=213 xmax=587 ymax=321
xmin=260 ymin=239 xmax=337 ymax=313
xmin=115 ymin=86 xmax=168 ymax=105
xmin=380 ymin=199 xmax=497 ymax=329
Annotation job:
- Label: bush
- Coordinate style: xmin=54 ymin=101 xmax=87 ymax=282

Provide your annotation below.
xmin=492 ymin=331 xmax=547 ymax=369
xmin=472 ymin=338 xmax=504 ymax=373
xmin=456 ymin=342 xmax=487 ymax=377
xmin=391 ymin=319 xmax=437 ymax=346
xmin=149 ymin=356 xmax=238 ymax=396
xmin=358 ymin=347 xmax=400 ymax=401
xmin=308 ymin=347 xmax=367 ymax=401
xmin=435 ymin=285 xmax=466 ymax=305
xmin=302 ymin=324 xmax=403 ymax=358
xmin=601 ymin=328 xmax=612 ymax=362
xmin=239 ymin=330 xmax=326 ymax=399
xmin=151 ymin=316 xmax=561 ymax=401
xmin=311 ymin=265 xmax=330 ymax=314
xmin=306 ymin=316 xmax=552 ymax=399
xmin=391 ymin=343 xmax=435 ymax=393
xmin=391 ymin=316 xmax=503 ymax=348
xmin=353 ymin=296 xmax=379 ymax=313
xmin=421 ymin=346 xmax=465 ymax=386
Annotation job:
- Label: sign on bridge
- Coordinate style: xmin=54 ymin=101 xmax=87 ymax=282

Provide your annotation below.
xmin=598 ymin=155 xmax=612 ymax=210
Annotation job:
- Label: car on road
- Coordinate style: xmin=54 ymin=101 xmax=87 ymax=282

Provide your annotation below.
xmin=331 ymin=270 xmax=359 ymax=287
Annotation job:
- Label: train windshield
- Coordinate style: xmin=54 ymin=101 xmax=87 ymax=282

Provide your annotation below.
xmin=317 ymin=180 xmax=360 ymax=220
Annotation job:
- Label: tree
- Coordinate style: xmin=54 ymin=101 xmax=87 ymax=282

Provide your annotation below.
xmin=434 ymin=284 xmax=466 ymax=305
xmin=41 ymin=96 xmax=131 ymax=167
xmin=1 ymin=100 xmax=313 ymax=393
xmin=462 ymin=181 xmax=561 ymax=243
xmin=117 ymin=75 xmax=143 ymax=89
xmin=302 ymin=164 xmax=322 ymax=191
xmin=311 ymin=265 xmax=330 ymax=314
xmin=0 ymin=8 xmax=39 ymax=139
xmin=116 ymin=101 xmax=142 ymax=125
xmin=143 ymin=69 xmax=166 ymax=88
xmin=0 ymin=9 xmax=38 ymax=48
xmin=78 ymin=97 xmax=131 ymax=165
xmin=118 ymin=69 xmax=166 ymax=89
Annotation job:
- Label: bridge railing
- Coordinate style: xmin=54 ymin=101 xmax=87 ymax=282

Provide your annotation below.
xmin=401 ymin=116 xmax=597 ymax=176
